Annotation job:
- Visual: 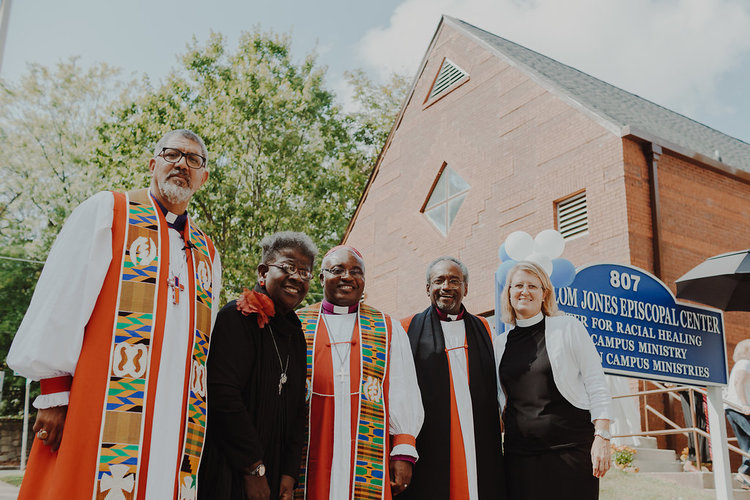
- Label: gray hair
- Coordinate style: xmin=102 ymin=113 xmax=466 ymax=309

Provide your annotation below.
xmin=153 ymin=129 xmax=208 ymax=166
xmin=426 ymin=256 xmax=469 ymax=284
xmin=260 ymin=231 xmax=318 ymax=265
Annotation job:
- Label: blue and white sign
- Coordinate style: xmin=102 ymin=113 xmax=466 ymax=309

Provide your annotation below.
xmin=555 ymin=264 xmax=727 ymax=386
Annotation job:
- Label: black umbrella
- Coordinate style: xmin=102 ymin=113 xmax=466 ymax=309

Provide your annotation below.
xmin=675 ymin=249 xmax=750 ymax=311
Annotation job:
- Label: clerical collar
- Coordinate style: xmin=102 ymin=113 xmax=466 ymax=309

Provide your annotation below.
xmin=516 ymin=312 xmax=544 ymax=327
xmin=434 ymin=304 xmax=465 ymax=322
xmin=321 ymin=299 xmax=358 ymax=315
xmin=149 ymin=191 xmax=188 ymax=231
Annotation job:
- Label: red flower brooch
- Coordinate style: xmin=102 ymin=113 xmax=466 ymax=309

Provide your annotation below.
xmin=236 ymin=288 xmax=276 ymax=328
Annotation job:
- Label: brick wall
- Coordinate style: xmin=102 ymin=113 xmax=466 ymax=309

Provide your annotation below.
xmin=345 ymin=21 xmax=750 ymax=466
xmin=345 ymin=22 xmax=628 ymax=320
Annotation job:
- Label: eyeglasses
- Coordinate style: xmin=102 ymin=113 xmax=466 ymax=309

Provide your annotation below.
xmin=511 ymin=283 xmax=542 ymax=292
xmin=268 ymin=263 xmax=313 ymax=281
xmin=322 ymin=267 xmax=364 ymax=278
xmin=157 ymin=147 xmax=206 ymax=169
xmin=430 ymin=278 xmax=463 ymax=287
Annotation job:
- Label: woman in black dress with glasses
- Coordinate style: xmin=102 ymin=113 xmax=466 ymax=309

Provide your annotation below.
xmin=199 ymin=231 xmax=317 ymax=500
xmin=494 ymin=261 xmax=612 ymax=499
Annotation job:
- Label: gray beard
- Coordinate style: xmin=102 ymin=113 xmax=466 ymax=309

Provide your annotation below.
xmin=159 ymin=178 xmax=193 ymax=205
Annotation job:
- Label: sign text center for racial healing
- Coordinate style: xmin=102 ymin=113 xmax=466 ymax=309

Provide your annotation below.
xmin=554 ymin=265 xmax=726 ymax=385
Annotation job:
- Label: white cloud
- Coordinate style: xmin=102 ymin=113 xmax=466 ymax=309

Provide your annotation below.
xmin=356 ymin=0 xmax=750 ymax=119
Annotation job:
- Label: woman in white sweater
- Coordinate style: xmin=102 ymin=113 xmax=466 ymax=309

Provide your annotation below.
xmin=494 ymin=261 xmax=612 ymax=499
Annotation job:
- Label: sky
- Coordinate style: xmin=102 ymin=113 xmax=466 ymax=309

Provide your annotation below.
xmin=2 ymin=0 xmax=750 ymax=143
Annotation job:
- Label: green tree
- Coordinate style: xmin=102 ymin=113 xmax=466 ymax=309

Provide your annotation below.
xmin=96 ymin=30 xmax=373 ymax=303
xmin=0 ymin=59 xmax=137 ymax=257
xmin=345 ymin=69 xmax=411 ymax=165
xmin=0 ymin=256 xmax=42 ymax=415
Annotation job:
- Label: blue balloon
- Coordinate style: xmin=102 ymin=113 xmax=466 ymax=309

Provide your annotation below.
xmin=550 ymin=258 xmax=576 ymax=288
xmin=498 ymin=243 xmax=510 ymax=262
xmin=495 ymin=259 xmax=517 ymax=289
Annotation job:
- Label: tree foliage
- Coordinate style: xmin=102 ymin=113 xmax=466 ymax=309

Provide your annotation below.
xmin=0 ymin=29 xmax=410 ymax=415
xmin=345 ymin=69 xmax=411 ymax=165
xmin=0 ymin=59 xmax=137 ymax=256
xmin=96 ymin=30 xmax=373 ymax=302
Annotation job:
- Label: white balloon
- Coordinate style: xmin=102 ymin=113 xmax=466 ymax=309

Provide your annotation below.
xmin=505 ymin=231 xmax=534 ymax=260
xmin=534 ymin=229 xmax=565 ymax=259
xmin=526 ymin=252 xmax=553 ymax=276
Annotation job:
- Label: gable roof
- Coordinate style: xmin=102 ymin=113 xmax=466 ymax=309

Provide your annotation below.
xmin=446 ymin=16 xmax=750 ymax=174
xmin=342 ymin=15 xmax=750 ymax=242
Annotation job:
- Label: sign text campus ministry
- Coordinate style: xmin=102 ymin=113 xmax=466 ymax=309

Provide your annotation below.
xmin=555 ymin=264 xmax=727 ymax=386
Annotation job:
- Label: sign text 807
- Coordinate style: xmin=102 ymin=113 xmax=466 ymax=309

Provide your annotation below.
xmin=610 ymin=270 xmax=640 ymax=292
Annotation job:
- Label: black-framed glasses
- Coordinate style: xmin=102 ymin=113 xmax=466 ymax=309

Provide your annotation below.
xmin=268 ymin=263 xmax=313 ymax=281
xmin=322 ymin=267 xmax=364 ymax=278
xmin=158 ymin=147 xmax=206 ymax=169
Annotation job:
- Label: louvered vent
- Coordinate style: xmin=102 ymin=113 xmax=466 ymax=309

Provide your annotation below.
xmin=557 ymin=192 xmax=588 ymax=240
xmin=427 ymin=59 xmax=468 ymax=101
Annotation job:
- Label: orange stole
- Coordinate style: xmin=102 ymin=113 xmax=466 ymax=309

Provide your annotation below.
xmin=295 ymin=304 xmax=394 ymax=500
xmin=18 ymin=190 xmax=215 ymax=500
xmin=447 ymin=343 xmax=470 ymax=499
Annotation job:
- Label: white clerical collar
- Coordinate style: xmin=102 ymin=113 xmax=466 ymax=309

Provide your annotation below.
xmin=516 ymin=312 xmax=544 ymax=327
xmin=447 ymin=314 xmax=459 ymax=321
xmin=165 ymin=211 xmax=178 ymax=224
xmin=333 ymin=304 xmax=353 ymax=314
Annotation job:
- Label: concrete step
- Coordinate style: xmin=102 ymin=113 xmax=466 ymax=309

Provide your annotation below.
xmin=631 ymin=446 xmax=677 ymax=462
xmin=632 ymin=459 xmax=683 ymax=472
xmin=635 ymin=436 xmax=658 ymax=449
xmin=642 ymin=471 xmax=750 ymax=497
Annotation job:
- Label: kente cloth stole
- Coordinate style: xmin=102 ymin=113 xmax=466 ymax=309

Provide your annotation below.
xmin=295 ymin=304 xmax=390 ymax=500
xmin=93 ymin=190 xmax=213 ymax=500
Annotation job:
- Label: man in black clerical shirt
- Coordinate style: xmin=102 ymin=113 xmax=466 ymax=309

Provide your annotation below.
xmin=401 ymin=256 xmax=505 ymax=500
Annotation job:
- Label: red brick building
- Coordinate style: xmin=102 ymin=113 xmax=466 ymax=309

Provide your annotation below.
xmin=342 ymin=16 xmax=750 ymax=456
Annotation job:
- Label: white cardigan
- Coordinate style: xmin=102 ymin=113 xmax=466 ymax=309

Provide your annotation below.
xmin=494 ymin=313 xmax=612 ymax=422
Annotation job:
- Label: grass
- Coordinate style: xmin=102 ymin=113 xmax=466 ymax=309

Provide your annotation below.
xmin=601 ymin=468 xmax=715 ymax=499
xmin=0 ymin=474 xmax=22 ymax=487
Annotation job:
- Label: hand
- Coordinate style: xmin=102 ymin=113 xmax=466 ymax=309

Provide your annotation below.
xmin=243 ymin=474 xmax=270 ymax=500
xmin=591 ymin=436 xmax=611 ymax=478
xmin=279 ymin=474 xmax=295 ymax=500
xmin=33 ymin=406 xmax=68 ymax=452
xmin=389 ymin=459 xmax=413 ymax=496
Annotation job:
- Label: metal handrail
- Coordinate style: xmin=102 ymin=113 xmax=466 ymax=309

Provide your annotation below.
xmin=611 ymin=381 xmax=750 ymax=468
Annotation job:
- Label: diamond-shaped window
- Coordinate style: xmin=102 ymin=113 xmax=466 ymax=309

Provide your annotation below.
xmin=423 ymin=165 xmax=470 ymax=235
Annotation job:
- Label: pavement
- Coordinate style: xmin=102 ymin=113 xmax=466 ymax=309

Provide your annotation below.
xmin=0 ymin=470 xmax=21 ymax=500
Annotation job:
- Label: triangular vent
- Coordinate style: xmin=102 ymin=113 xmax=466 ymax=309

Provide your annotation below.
xmin=427 ymin=58 xmax=468 ymax=102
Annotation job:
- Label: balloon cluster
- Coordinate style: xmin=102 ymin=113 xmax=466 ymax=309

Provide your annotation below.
xmin=496 ymin=230 xmax=576 ymax=289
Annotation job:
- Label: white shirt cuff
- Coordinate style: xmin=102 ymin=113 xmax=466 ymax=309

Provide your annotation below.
xmin=390 ymin=443 xmax=419 ymax=461
xmin=33 ymin=391 xmax=70 ymax=409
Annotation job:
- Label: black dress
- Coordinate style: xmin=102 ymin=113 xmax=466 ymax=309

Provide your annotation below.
xmin=198 ymin=294 xmax=307 ymax=500
xmin=499 ymin=316 xmax=598 ymax=499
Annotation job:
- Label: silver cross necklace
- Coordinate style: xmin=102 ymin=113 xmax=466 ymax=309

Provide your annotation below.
xmin=268 ymin=325 xmax=290 ymax=395
xmin=322 ymin=315 xmax=353 ymax=383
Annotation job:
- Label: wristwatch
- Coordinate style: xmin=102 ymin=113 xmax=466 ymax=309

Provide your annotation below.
xmin=248 ymin=463 xmax=266 ymax=477
xmin=594 ymin=429 xmax=612 ymax=440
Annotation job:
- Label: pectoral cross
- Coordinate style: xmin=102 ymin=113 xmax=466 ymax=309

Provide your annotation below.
xmin=167 ymin=275 xmax=184 ymax=304
xmin=337 ymin=365 xmax=347 ymax=382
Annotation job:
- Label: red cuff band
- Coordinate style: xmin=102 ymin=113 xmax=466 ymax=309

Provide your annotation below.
xmin=391 ymin=434 xmax=416 ymax=448
xmin=40 ymin=375 xmax=73 ymax=395
xmin=391 ymin=454 xmax=416 ymax=464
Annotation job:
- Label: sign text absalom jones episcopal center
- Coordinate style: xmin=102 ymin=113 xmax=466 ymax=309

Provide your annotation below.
xmin=555 ymin=264 xmax=727 ymax=386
